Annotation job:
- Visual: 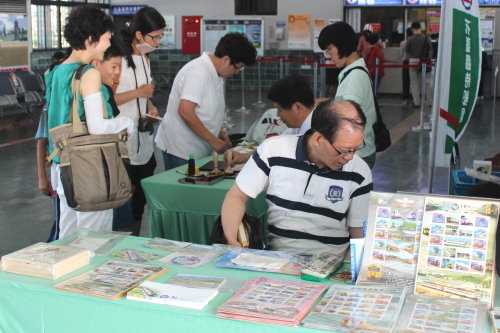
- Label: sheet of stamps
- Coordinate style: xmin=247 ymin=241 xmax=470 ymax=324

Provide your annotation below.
xmin=415 ymin=196 xmax=499 ymax=306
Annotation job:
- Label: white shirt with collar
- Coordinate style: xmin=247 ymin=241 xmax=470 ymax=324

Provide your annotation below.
xmin=280 ymin=108 xmax=314 ymax=135
xmin=236 ymin=131 xmax=373 ymax=255
xmin=155 ymin=52 xmax=225 ymax=160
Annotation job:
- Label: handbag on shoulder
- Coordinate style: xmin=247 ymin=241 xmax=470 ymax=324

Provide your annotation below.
xmin=340 ymin=67 xmax=392 ymax=152
xmin=48 ymin=64 xmax=132 ymax=212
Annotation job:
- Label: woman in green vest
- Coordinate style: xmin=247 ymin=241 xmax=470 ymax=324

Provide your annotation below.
xmin=45 ymin=4 xmax=134 ymax=238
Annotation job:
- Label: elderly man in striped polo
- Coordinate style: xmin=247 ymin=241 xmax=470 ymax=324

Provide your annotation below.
xmin=221 ymin=99 xmax=372 ymax=256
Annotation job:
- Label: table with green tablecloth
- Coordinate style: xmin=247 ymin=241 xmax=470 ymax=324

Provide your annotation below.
xmin=0 ymin=236 xmax=350 ymax=333
xmin=142 ymin=154 xmax=268 ymax=244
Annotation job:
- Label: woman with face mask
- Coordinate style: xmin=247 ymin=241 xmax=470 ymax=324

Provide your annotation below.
xmin=116 ymin=7 xmax=166 ymax=236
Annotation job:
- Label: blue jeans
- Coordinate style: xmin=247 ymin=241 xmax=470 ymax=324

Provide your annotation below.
xmin=161 ymin=150 xmax=188 ymax=171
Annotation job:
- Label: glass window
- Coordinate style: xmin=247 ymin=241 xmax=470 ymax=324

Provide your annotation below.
xmin=31 ymin=1 xmax=109 ymax=50
xmin=356 ymin=7 xmax=406 ymax=47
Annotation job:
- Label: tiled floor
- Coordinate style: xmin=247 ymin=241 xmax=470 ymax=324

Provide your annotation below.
xmin=0 ymin=90 xmax=497 ymax=257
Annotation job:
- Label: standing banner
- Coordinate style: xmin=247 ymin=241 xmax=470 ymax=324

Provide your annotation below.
xmin=430 ymin=1 xmax=481 ymax=174
xmin=288 ymin=15 xmax=312 ymax=49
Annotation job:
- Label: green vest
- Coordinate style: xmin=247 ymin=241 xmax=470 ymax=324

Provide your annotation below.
xmin=45 ymin=62 xmax=114 ymax=164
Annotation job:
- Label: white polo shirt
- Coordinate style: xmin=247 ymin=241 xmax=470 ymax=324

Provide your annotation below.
xmin=155 ymin=52 xmax=225 ymax=160
xmin=236 ymin=131 xmax=373 ymax=255
xmin=280 ymin=109 xmax=313 ymax=135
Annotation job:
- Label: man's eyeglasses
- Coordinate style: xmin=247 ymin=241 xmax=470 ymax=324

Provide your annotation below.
xmin=145 ymin=33 xmax=164 ymax=42
xmin=232 ymin=63 xmax=244 ymax=72
xmin=330 ymin=140 xmax=366 ymax=157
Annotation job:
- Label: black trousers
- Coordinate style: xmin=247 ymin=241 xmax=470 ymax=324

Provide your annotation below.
xmin=402 ymin=60 xmax=411 ymax=100
xmin=125 ymin=154 xmax=157 ymax=221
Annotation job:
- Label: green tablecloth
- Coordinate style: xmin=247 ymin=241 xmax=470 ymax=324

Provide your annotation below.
xmin=142 ymin=154 xmax=268 ymax=244
xmin=0 ymin=236 xmax=351 ymax=333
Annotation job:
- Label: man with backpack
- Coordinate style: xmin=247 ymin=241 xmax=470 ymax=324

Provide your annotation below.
xmin=405 ymin=22 xmax=433 ymax=108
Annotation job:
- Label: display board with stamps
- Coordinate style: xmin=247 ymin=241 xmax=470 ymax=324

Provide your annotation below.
xmin=415 ymin=196 xmax=499 ymax=306
xmin=357 ymin=192 xmax=425 ymax=288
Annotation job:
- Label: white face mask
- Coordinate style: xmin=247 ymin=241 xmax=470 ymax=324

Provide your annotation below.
xmin=135 ymin=41 xmax=157 ymax=55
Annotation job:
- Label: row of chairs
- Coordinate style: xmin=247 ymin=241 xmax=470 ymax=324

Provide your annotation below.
xmin=0 ymin=70 xmax=45 ymax=125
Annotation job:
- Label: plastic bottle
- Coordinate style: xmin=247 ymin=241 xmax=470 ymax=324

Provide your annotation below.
xmin=188 ymin=154 xmax=195 ymax=176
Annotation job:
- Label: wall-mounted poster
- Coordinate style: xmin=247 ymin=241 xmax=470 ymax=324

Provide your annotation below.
xmin=345 ymin=0 xmax=403 ymax=4
xmin=202 ymin=19 xmax=264 ymax=57
xmin=313 ymin=19 xmax=327 ymax=53
xmin=288 ymin=15 xmax=311 ymax=49
xmin=159 ymin=16 xmax=175 ymax=49
xmin=0 ymin=14 xmax=27 ymax=42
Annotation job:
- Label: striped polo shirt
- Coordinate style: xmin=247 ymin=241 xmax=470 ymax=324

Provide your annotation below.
xmin=236 ymin=131 xmax=373 ymax=255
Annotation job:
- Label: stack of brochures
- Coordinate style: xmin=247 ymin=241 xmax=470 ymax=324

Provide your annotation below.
xmin=127 ymin=281 xmax=218 ymax=309
xmin=302 ymin=285 xmax=407 ymax=332
xmin=217 ymin=277 xmax=326 ymax=327
xmin=1 ymin=243 xmax=91 ymax=280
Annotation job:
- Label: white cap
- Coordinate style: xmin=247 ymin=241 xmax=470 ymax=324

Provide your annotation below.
xmin=363 ymin=24 xmax=374 ymax=33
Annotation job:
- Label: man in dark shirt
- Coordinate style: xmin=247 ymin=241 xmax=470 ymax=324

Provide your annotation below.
xmin=405 ymin=22 xmax=433 ymax=107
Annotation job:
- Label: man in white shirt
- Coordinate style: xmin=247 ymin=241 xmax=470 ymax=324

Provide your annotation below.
xmin=225 ymin=74 xmax=316 ymax=166
xmin=156 ymin=33 xmax=257 ymax=170
xmin=221 ymin=99 xmax=372 ymax=255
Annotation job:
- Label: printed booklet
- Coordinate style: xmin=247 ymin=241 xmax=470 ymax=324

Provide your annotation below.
xmin=127 ymin=281 xmax=218 ymax=310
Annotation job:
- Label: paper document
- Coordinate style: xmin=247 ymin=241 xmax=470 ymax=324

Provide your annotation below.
xmin=146 ymin=114 xmax=163 ymax=121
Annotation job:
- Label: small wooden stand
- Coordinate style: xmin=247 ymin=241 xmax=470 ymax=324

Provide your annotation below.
xmin=225 ymin=151 xmax=234 ymax=175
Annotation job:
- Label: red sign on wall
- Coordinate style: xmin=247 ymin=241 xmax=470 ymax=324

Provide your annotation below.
xmin=427 ymin=10 xmax=441 ymax=17
xmin=369 ymin=23 xmax=381 ymax=32
xmin=429 ymin=22 xmax=440 ymax=32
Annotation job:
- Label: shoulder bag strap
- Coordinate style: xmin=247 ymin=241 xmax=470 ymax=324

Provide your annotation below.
xmin=71 ymin=65 xmax=108 ymax=135
xmin=420 ymin=36 xmax=429 ymax=59
xmin=339 ymin=65 xmax=384 ymax=124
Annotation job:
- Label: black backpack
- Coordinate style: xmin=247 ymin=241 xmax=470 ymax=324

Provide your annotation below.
xmin=210 ymin=213 xmax=265 ymax=250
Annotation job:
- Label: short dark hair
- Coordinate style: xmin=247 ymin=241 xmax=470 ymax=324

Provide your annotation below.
xmin=63 ymin=4 xmax=114 ymax=51
xmin=406 ymin=27 xmax=413 ymax=38
xmin=411 ymin=22 xmax=421 ymax=30
xmin=120 ymin=7 xmax=166 ymax=69
xmin=311 ymin=99 xmax=366 ymax=143
xmin=214 ymin=33 xmax=257 ymax=66
xmin=266 ymin=74 xmax=315 ymax=110
xmin=103 ymin=36 xmax=126 ymax=62
xmin=51 ymin=52 xmax=64 ymax=61
xmin=366 ymin=33 xmax=379 ymax=45
xmin=318 ymin=22 xmax=358 ymax=59
xmin=431 ymin=33 xmax=439 ymax=39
